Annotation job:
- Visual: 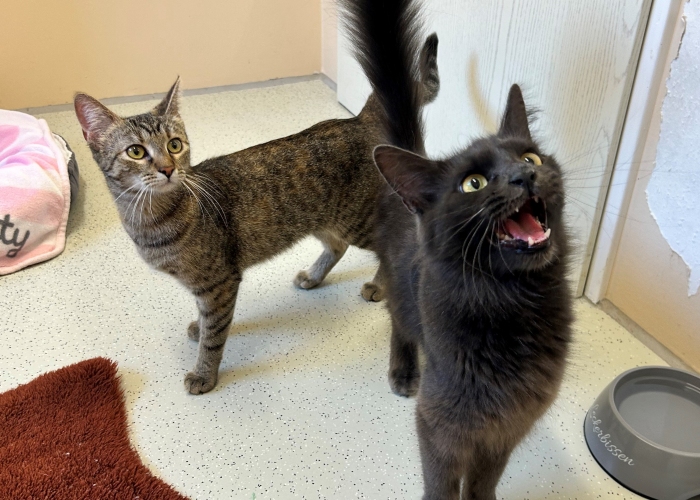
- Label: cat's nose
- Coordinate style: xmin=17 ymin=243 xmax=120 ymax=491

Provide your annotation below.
xmin=509 ymin=168 xmax=536 ymax=191
xmin=159 ymin=166 xmax=174 ymax=179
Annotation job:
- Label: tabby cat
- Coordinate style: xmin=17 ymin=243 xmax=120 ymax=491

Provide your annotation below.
xmin=73 ymin=44 xmax=439 ymax=395
xmin=344 ymin=0 xmax=574 ymax=498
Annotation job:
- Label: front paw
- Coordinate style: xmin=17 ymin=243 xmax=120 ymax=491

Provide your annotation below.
xmin=294 ymin=270 xmax=322 ymax=290
xmin=187 ymin=321 xmax=200 ymax=341
xmin=361 ymin=281 xmax=384 ymax=302
xmin=389 ymin=368 xmax=420 ymax=397
xmin=184 ymin=371 xmax=217 ymax=395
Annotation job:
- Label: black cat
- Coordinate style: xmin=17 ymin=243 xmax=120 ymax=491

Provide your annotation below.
xmin=343 ymin=0 xmax=574 ymax=498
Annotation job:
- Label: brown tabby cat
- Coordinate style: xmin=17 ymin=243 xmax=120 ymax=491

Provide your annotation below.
xmin=73 ymin=43 xmax=439 ymax=395
xmin=344 ymin=0 xmax=573 ymax=498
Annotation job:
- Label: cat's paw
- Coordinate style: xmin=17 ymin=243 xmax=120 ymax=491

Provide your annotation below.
xmin=361 ymin=281 xmax=384 ymax=302
xmin=389 ymin=368 xmax=420 ymax=397
xmin=294 ymin=270 xmax=322 ymax=290
xmin=184 ymin=371 xmax=217 ymax=395
xmin=187 ymin=321 xmax=200 ymax=341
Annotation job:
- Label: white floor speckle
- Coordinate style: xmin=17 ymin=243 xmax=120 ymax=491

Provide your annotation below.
xmin=1 ymin=80 xmax=663 ymax=499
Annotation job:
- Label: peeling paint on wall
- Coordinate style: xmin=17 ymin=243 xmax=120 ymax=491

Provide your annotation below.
xmin=647 ymin=0 xmax=700 ymax=297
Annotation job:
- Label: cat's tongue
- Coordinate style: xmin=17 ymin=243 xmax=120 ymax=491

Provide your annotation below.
xmin=504 ymin=212 xmax=547 ymax=245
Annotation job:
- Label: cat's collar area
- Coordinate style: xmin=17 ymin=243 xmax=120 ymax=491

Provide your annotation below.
xmin=496 ymin=196 xmax=551 ymax=252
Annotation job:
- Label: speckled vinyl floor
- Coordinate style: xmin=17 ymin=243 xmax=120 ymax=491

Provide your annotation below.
xmin=1 ymin=80 xmax=664 ymax=499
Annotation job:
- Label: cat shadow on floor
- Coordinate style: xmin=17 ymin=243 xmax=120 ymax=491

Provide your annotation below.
xmin=193 ymin=283 xmax=388 ymax=393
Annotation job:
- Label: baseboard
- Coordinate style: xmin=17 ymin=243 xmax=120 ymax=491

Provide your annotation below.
xmin=598 ymin=299 xmax=696 ymax=373
xmin=319 ymin=73 xmax=337 ymax=92
xmin=17 ymin=74 xmax=333 ymax=115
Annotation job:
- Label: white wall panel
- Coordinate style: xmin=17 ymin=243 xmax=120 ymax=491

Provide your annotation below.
xmin=338 ymin=0 xmax=652 ymax=293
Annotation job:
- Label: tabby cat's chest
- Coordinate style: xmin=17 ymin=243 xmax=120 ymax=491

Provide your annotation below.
xmin=123 ymin=218 xmax=192 ymax=271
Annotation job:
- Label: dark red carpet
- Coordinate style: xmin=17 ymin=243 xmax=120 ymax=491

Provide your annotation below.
xmin=0 ymin=358 xmax=189 ymax=499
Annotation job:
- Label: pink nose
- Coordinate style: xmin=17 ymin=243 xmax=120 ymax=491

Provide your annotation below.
xmin=159 ymin=166 xmax=174 ymax=179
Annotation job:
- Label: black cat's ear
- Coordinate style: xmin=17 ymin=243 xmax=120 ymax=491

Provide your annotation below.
xmin=419 ymin=33 xmax=440 ymax=104
xmin=498 ymin=84 xmax=531 ymax=141
xmin=74 ymin=93 xmax=121 ymax=145
xmin=373 ymin=145 xmax=443 ymax=214
xmin=153 ymin=76 xmax=181 ymax=116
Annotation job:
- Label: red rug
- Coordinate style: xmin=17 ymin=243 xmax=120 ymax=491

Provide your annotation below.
xmin=0 ymin=358 xmax=189 ymax=500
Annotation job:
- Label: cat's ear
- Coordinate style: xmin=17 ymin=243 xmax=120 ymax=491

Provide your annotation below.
xmin=498 ymin=84 xmax=531 ymax=141
xmin=373 ymin=145 xmax=444 ymax=214
xmin=74 ymin=93 xmax=121 ymax=145
xmin=419 ymin=33 xmax=440 ymax=104
xmin=153 ymin=76 xmax=181 ymax=116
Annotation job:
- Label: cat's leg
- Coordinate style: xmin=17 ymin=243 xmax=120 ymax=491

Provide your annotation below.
xmin=461 ymin=441 xmax=512 ymax=500
xmin=417 ymin=402 xmax=462 ymax=500
xmin=294 ymin=231 xmax=348 ymax=289
xmin=389 ymin=315 xmax=420 ymax=397
xmin=184 ymin=273 xmax=241 ymax=395
xmin=361 ymin=263 xmax=385 ymax=302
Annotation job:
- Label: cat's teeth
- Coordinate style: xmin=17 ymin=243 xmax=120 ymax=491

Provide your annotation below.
xmin=528 ymin=237 xmax=534 ymax=247
xmin=544 ymin=228 xmax=551 ymax=239
xmin=533 ymin=196 xmax=540 ymax=203
xmin=515 ymin=207 xmax=519 ymax=213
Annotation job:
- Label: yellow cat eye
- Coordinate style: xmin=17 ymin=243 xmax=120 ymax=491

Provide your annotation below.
xmin=520 ymin=152 xmax=542 ymax=166
xmin=126 ymin=145 xmax=146 ymax=160
xmin=167 ymin=138 xmax=183 ymax=154
xmin=461 ymin=174 xmax=488 ymax=193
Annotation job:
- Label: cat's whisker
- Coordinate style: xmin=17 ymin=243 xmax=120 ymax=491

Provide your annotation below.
xmin=119 ymin=188 xmax=141 ymax=222
xmin=181 ymin=180 xmax=208 ymax=224
xmin=137 ymin=187 xmax=150 ymax=228
xmin=473 ymin=220 xmax=495 ymax=281
xmin=126 ymin=187 xmax=146 ymax=227
xmin=147 ymin=188 xmax=157 ymax=224
xmin=487 ymin=219 xmax=497 ymax=278
xmin=113 ymin=184 xmax=140 ymax=204
xmin=192 ymin=173 xmax=225 ymax=197
xmin=460 ymin=218 xmax=486 ymax=291
xmin=187 ymin=177 xmax=228 ymax=227
xmin=135 ymin=187 xmax=148 ymax=227
xmin=433 ymin=207 xmax=486 ymax=246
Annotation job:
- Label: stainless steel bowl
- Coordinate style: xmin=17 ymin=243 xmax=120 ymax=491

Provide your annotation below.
xmin=585 ymin=366 xmax=700 ymax=500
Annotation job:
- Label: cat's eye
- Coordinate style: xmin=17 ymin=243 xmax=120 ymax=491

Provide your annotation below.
xmin=167 ymin=138 xmax=183 ymax=154
xmin=461 ymin=174 xmax=488 ymax=193
xmin=126 ymin=145 xmax=146 ymax=160
xmin=520 ymin=152 xmax=542 ymax=166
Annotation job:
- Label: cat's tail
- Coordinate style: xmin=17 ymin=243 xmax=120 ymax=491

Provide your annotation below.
xmin=341 ymin=0 xmax=432 ymax=154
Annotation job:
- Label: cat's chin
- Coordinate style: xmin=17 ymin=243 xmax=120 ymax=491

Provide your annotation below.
xmin=495 ymin=239 xmax=560 ymax=273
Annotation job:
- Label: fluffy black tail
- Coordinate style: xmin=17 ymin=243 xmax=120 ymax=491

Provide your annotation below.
xmin=342 ymin=0 xmax=430 ymax=154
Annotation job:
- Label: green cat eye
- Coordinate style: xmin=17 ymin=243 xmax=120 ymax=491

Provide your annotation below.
xmin=126 ymin=145 xmax=146 ymax=160
xmin=461 ymin=174 xmax=488 ymax=193
xmin=167 ymin=138 xmax=183 ymax=154
xmin=521 ymin=152 xmax=542 ymax=166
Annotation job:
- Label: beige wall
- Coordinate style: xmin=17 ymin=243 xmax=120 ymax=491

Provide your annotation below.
xmin=321 ymin=0 xmax=338 ymax=82
xmin=606 ymin=2 xmax=700 ymax=371
xmin=1 ymin=0 xmax=321 ymax=110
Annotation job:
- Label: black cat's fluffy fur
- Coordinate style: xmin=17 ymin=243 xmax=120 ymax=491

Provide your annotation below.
xmin=343 ymin=0 xmax=574 ymax=498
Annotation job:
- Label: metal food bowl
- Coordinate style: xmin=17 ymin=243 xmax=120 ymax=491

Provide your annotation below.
xmin=585 ymin=366 xmax=700 ymax=500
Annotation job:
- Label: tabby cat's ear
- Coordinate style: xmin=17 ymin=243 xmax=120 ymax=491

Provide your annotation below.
xmin=153 ymin=77 xmax=181 ymax=116
xmin=373 ymin=145 xmax=443 ymax=214
xmin=498 ymin=84 xmax=531 ymax=141
xmin=74 ymin=93 xmax=121 ymax=145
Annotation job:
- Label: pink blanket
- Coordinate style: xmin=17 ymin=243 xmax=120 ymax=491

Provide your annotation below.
xmin=0 ymin=110 xmax=72 ymax=275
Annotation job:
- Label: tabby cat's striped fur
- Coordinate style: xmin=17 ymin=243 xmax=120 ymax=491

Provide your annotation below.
xmin=73 ymin=43 xmax=439 ymax=394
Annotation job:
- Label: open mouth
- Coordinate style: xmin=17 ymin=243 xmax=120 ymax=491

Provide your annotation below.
xmin=496 ymin=197 xmax=551 ymax=252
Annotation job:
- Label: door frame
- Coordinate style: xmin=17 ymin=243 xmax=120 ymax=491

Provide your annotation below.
xmin=584 ymin=0 xmax=688 ymax=303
